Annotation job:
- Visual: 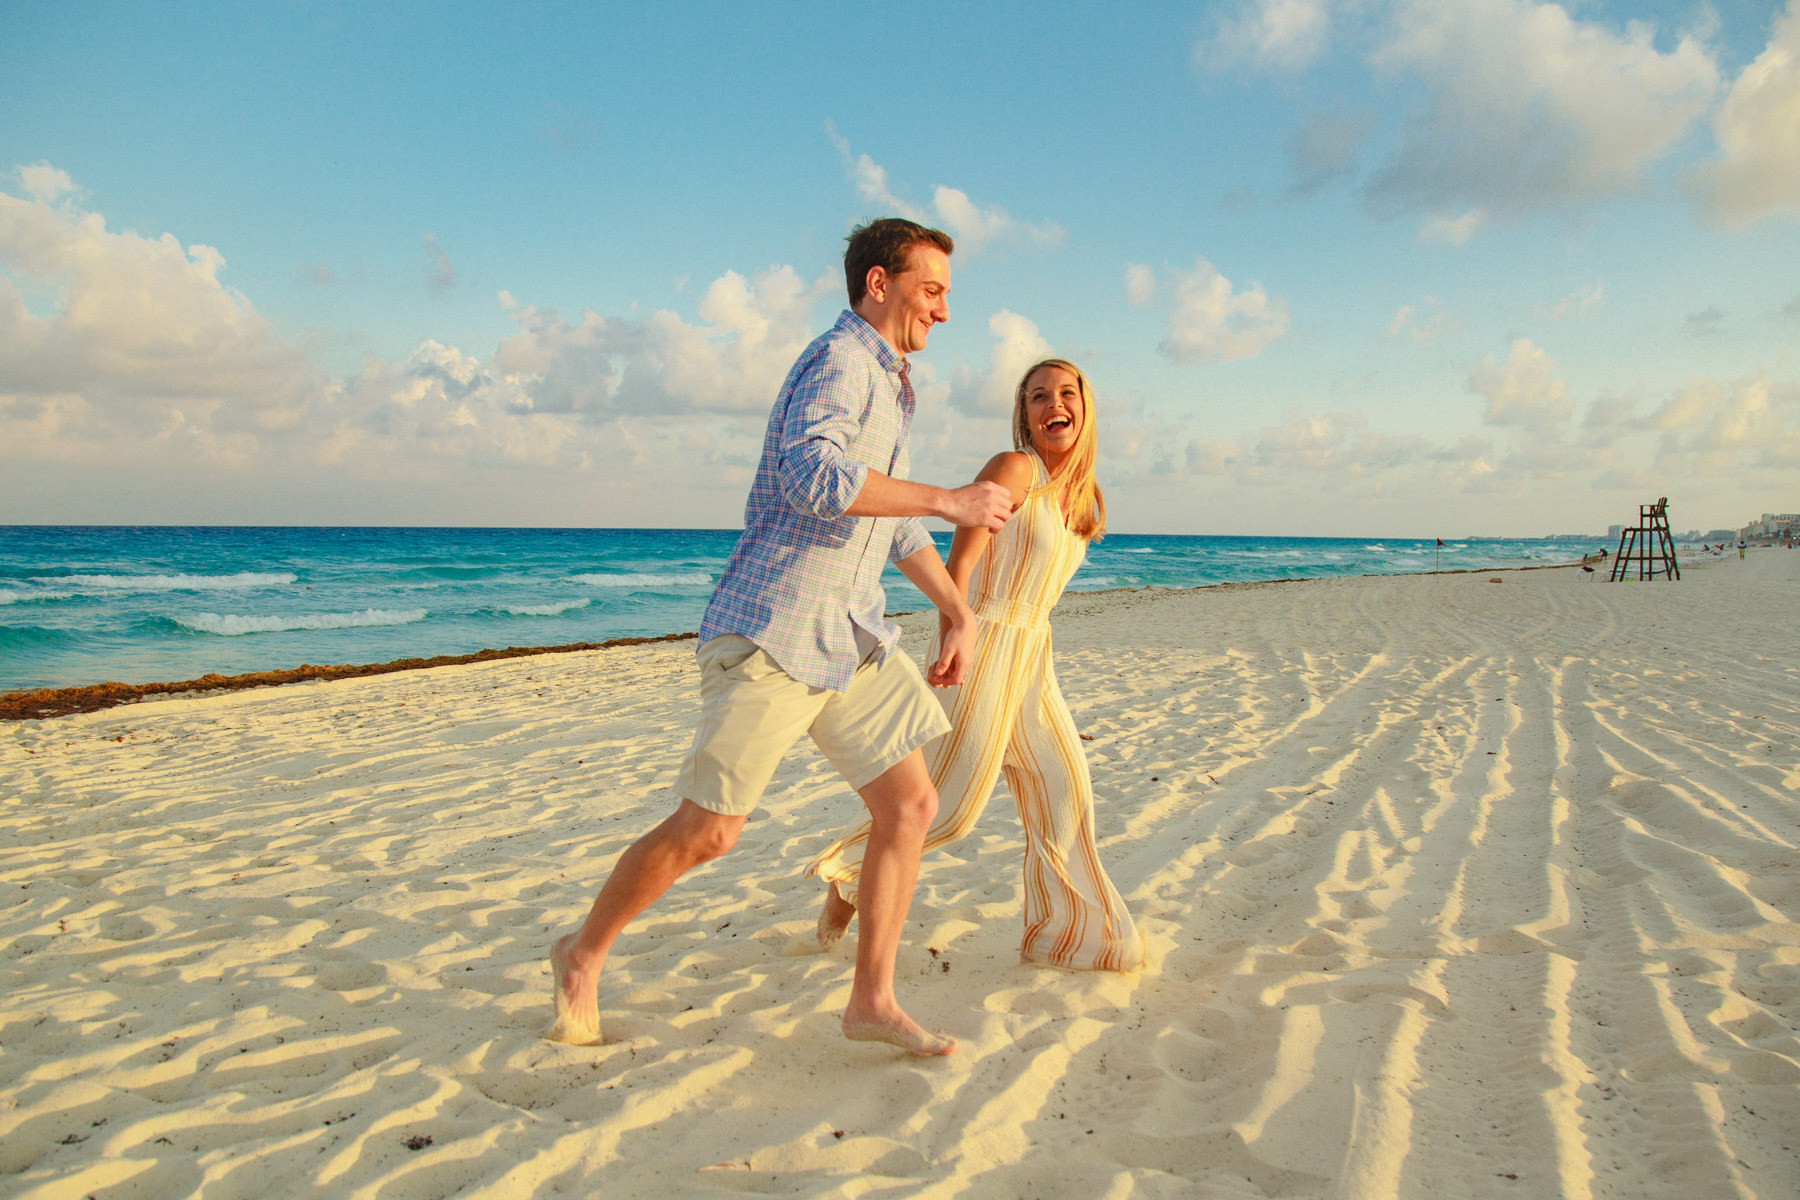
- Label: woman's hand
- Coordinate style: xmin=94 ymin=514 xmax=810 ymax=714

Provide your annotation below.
xmin=928 ymin=609 xmax=975 ymax=687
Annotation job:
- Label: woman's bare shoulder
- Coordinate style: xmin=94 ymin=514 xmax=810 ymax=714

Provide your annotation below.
xmin=976 ymin=451 xmax=1035 ymax=507
xmin=976 ymin=450 xmax=1034 ymax=485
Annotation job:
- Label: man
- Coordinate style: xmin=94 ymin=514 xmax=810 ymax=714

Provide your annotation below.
xmin=548 ymin=218 xmax=1012 ymax=1056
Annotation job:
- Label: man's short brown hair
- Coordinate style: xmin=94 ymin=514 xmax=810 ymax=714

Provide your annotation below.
xmin=844 ymin=218 xmax=955 ymax=308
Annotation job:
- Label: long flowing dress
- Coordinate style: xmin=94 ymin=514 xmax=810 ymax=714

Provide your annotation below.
xmin=806 ymin=450 xmax=1144 ymax=971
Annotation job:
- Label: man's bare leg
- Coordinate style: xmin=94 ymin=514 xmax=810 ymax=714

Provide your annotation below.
xmin=840 ymin=751 xmax=956 ymax=1056
xmin=548 ymin=799 xmax=745 ymax=1044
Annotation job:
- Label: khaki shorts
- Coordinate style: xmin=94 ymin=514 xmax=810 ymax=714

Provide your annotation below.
xmin=679 ymin=634 xmax=950 ymax=817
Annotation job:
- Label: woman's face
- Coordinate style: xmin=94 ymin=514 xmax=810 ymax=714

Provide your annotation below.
xmin=1023 ymin=365 xmax=1084 ymax=467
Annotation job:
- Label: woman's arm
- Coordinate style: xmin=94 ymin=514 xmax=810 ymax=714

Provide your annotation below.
xmin=938 ymin=451 xmax=1034 ymax=638
xmin=894 ymin=547 xmax=977 ymax=687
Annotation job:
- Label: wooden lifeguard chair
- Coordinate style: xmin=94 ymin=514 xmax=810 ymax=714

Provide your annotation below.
xmin=1609 ymin=497 xmax=1681 ymax=581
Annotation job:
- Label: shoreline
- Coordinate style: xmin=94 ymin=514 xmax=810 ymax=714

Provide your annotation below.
xmin=0 ymin=558 xmax=1603 ymax=722
xmin=0 ymin=633 xmax=697 ymax=722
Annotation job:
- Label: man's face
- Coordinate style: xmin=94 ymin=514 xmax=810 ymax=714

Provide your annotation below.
xmin=876 ymin=245 xmax=950 ymax=355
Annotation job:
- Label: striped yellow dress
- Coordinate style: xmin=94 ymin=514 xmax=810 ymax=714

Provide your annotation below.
xmin=807 ymin=450 xmax=1144 ymax=972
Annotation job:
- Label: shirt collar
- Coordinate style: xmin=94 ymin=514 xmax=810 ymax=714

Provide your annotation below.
xmin=837 ymin=309 xmax=906 ymax=375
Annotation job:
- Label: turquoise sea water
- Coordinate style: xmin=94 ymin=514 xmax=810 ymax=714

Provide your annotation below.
xmin=0 ymin=526 xmax=1608 ymax=693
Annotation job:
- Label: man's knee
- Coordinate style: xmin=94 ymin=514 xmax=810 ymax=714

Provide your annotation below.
xmin=671 ymin=799 xmax=744 ymax=863
xmin=859 ymin=752 xmax=938 ymax=837
xmin=884 ymin=778 xmax=939 ymax=835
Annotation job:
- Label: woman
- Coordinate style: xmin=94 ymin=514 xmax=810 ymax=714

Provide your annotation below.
xmin=808 ymin=358 xmax=1144 ymax=973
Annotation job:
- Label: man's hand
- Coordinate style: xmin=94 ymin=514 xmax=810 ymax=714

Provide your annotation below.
xmin=940 ymin=480 xmax=1012 ymax=531
xmin=927 ymin=609 xmax=976 ymax=687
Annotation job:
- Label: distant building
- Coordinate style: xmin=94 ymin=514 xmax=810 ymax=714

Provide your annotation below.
xmin=1741 ymin=512 xmax=1798 ymax=541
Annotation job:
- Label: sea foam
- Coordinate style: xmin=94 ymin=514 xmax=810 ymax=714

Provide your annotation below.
xmin=175 ymin=608 xmax=427 ymax=636
xmin=503 ymin=599 xmax=592 ymax=617
xmin=47 ymin=572 xmax=298 ymax=592
xmin=571 ymin=572 xmax=713 ymax=588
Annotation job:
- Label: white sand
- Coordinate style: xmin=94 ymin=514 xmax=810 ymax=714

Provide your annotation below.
xmin=2 ymin=550 xmax=1796 ymax=1198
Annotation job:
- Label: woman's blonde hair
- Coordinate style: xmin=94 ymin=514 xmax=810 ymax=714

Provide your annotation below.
xmin=1012 ymin=358 xmax=1106 ymax=541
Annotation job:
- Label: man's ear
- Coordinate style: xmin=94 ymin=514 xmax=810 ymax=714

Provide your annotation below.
xmin=863 ymin=265 xmax=889 ymax=305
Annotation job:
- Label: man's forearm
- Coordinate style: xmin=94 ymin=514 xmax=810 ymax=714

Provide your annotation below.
xmin=845 ymin=470 xmax=1013 ymax=531
xmin=843 ymin=469 xmax=950 ymax=520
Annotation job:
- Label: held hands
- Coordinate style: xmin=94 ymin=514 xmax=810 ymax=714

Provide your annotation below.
xmin=927 ymin=610 xmax=975 ymax=687
xmin=942 ymin=480 xmax=1012 ymax=532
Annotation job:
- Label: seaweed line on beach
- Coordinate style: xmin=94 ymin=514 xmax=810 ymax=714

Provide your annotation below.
xmin=0 ymin=632 xmax=698 ymax=722
xmin=0 ymin=561 xmax=1590 ymax=724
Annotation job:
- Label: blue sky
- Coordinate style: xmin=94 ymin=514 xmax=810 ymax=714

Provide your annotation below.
xmin=3 ymin=0 xmax=1796 ymax=536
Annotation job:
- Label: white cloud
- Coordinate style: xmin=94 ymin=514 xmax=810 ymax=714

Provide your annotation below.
xmin=1124 ymin=263 xmax=1157 ymax=307
xmin=1581 ymin=391 xmax=1640 ymax=433
xmin=1200 ymin=0 xmax=1336 ymax=70
xmin=948 ymin=309 xmax=1055 ymax=418
xmin=930 ymin=186 xmax=1061 ymax=252
xmin=1649 ymin=374 xmax=1800 ymax=475
xmin=491 ymin=265 xmax=835 ymax=419
xmin=1366 ymin=0 xmax=1719 ymax=225
xmin=840 ymin=139 xmax=919 ymax=222
xmin=1467 ymin=338 xmax=1573 ymax=432
xmin=1102 ymin=339 xmax=1795 ymax=535
xmin=1250 ymin=410 xmax=1431 ymax=475
xmin=1638 ymin=379 xmax=1718 ymax=432
xmin=1471 ymin=350 xmax=1799 ymax=488
xmin=827 ymin=127 xmax=1064 ymax=253
xmin=17 ymin=163 xmax=79 ymax=206
xmin=903 ymin=362 xmax=1023 ymax=488
xmin=1386 ymin=297 xmax=1447 ymax=342
xmin=1185 ymin=435 xmax=1244 ymax=474
xmin=1691 ymin=0 xmax=1800 ymax=226
xmin=1548 ymin=281 xmax=1604 ymax=319
xmin=281 ymin=267 xmax=844 ymax=518
xmin=1417 ymin=209 xmax=1485 ymax=245
xmin=1154 ymin=258 xmax=1290 ymax=365
xmin=0 ymin=168 xmax=847 ymax=523
xmin=0 ymin=175 xmax=317 ymax=420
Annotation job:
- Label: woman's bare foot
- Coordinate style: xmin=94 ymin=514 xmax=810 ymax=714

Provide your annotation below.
xmin=841 ymin=1002 xmax=956 ymax=1056
xmin=545 ymin=934 xmax=602 ymax=1045
xmin=816 ymin=880 xmax=856 ymax=952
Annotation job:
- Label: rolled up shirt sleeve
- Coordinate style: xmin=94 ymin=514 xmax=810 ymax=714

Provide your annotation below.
xmin=775 ymin=350 xmax=869 ymax=520
xmin=888 ymin=516 xmax=933 ymax=564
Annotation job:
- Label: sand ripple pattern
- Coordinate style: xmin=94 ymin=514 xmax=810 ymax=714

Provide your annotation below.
xmin=2 ymin=553 xmax=1795 ymax=1197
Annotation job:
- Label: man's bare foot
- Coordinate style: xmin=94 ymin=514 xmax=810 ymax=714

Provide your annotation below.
xmin=545 ymin=934 xmax=602 ymax=1045
xmin=816 ymin=881 xmax=856 ymax=952
xmin=841 ymin=1006 xmax=956 ymax=1056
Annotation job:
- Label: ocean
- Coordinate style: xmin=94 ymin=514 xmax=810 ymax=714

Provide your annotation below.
xmin=0 ymin=526 xmax=1605 ymax=694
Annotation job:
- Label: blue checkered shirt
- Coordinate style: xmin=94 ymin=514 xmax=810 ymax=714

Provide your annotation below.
xmin=698 ymin=310 xmax=935 ymax=692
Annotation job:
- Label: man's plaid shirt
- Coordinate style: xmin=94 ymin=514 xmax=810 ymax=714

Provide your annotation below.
xmin=697 ymin=310 xmax=934 ymax=692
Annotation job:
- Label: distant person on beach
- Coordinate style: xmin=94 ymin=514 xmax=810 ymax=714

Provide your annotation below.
xmin=808 ymin=359 xmax=1145 ymax=973
xmin=546 ymin=218 xmax=1011 ymax=1056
